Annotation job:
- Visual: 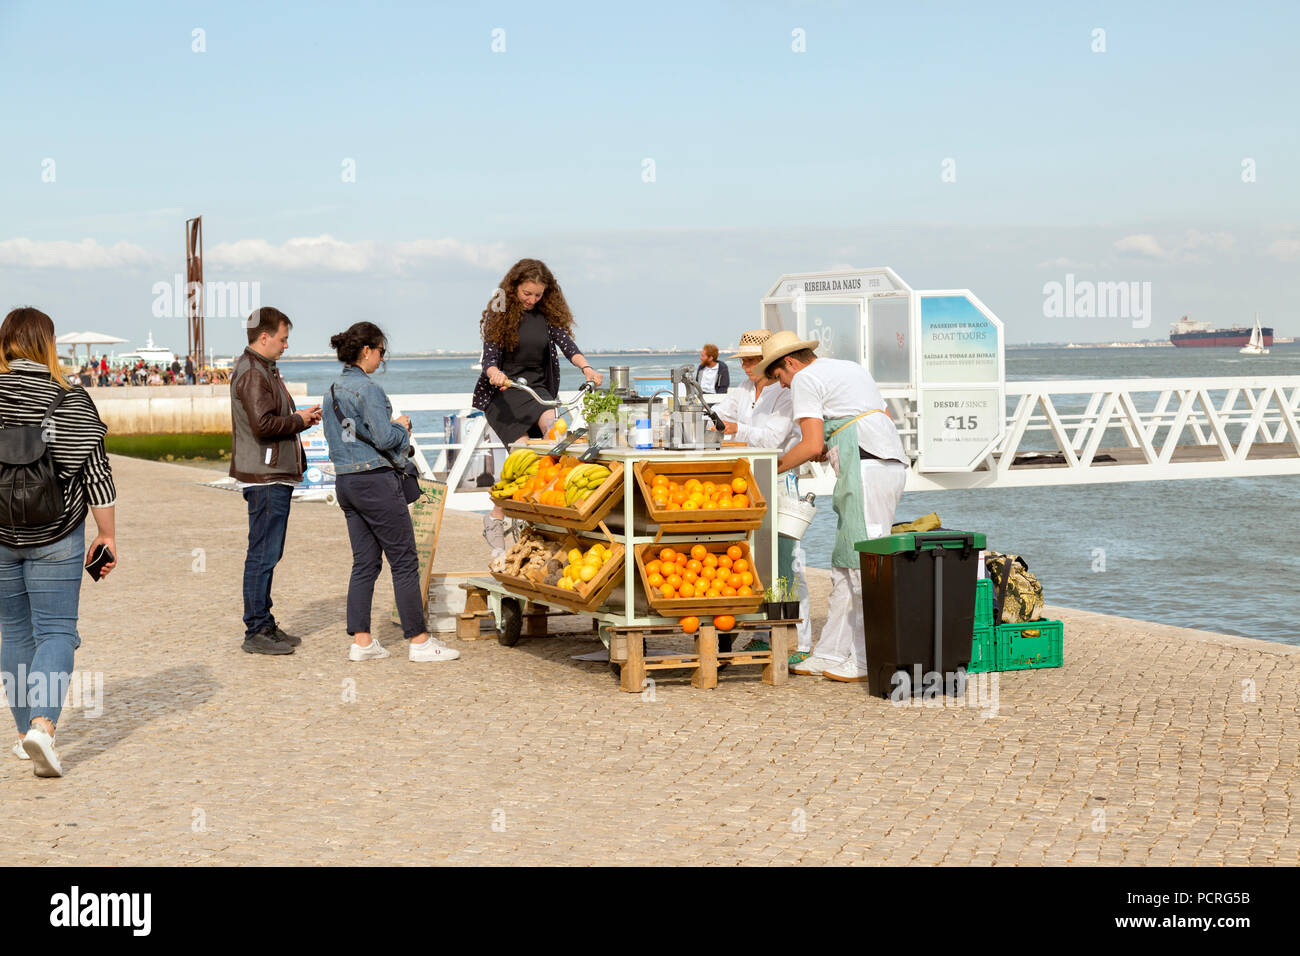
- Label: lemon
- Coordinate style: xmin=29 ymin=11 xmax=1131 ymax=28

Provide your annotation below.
xmin=579 ymin=564 xmax=598 ymax=582
xmin=568 ymin=549 xmax=583 ymax=565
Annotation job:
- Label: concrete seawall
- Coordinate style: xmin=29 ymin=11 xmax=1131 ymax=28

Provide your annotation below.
xmin=88 ymin=382 xmax=308 ymax=435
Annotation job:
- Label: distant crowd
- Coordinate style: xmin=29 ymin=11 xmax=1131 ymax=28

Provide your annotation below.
xmin=69 ymin=355 xmax=230 ymax=387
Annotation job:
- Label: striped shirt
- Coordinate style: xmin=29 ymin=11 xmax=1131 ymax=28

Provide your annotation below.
xmin=0 ymin=358 xmax=116 ymax=548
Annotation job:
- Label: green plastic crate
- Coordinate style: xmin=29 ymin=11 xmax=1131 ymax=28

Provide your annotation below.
xmin=975 ymin=579 xmax=994 ymax=627
xmin=996 ymin=619 xmax=1064 ymax=670
xmin=967 ymin=624 xmax=998 ymax=674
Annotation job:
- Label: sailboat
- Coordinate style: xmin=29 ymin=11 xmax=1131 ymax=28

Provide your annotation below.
xmin=1239 ymin=313 xmax=1269 ymax=355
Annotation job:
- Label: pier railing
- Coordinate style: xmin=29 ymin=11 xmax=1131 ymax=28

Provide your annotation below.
xmin=328 ymin=376 xmax=1300 ymax=508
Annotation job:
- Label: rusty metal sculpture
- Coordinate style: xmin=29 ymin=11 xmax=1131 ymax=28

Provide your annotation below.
xmin=185 ymin=216 xmax=204 ymax=368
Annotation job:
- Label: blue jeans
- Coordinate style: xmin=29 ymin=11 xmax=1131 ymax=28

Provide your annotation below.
xmin=242 ymin=484 xmax=294 ymax=638
xmin=0 ymin=522 xmax=84 ymax=732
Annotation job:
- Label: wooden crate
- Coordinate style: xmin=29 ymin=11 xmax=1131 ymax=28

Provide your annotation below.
xmin=632 ymin=458 xmax=766 ymax=534
xmin=634 ymin=539 xmax=764 ymax=618
xmin=490 ymin=524 xmax=624 ymax=614
xmin=496 ymin=461 xmax=624 ymax=531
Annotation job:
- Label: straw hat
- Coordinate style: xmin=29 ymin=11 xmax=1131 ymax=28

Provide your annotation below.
xmin=735 ymin=329 xmax=773 ymax=357
xmin=760 ymin=329 xmax=819 ymax=369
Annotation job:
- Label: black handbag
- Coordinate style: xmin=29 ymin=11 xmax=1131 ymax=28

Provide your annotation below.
xmin=330 ymin=385 xmax=421 ymax=504
xmin=0 ymin=387 xmax=69 ymax=527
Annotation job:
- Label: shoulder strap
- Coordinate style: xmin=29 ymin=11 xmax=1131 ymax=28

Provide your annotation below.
xmin=330 ymin=384 xmax=402 ymax=471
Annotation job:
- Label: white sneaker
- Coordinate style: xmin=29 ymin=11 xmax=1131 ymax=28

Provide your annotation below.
xmin=13 ymin=740 xmax=30 ymax=760
xmin=22 ymin=726 xmax=62 ymax=777
xmin=348 ymin=638 xmax=391 ymax=661
xmin=823 ymin=658 xmax=871 ymax=683
xmin=791 ymin=654 xmax=842 ymax=676
xmin=409 ymin=637 xmax=461 ymax=662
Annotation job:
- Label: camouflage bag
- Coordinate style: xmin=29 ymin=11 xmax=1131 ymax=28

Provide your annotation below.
xmin=986 ymin=551 xmax=1044 ymax=624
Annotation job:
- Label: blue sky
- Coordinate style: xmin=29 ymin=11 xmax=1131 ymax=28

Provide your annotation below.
xmin=1 ymin=0 xmax=1297 ymax=355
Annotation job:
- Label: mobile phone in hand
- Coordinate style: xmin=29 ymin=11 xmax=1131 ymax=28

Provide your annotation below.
xmin=85 ymin=544 xmax=114 ymax=581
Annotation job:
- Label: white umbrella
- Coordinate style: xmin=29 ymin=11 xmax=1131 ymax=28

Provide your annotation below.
xmin=56 ymin=331 xmax=128 ymax=366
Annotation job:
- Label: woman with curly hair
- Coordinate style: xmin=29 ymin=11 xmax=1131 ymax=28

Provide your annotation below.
xmin=473 ymin=258 xmax=602 ymax=553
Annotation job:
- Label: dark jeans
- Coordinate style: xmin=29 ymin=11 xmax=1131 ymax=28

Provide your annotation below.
xmin=241 ymin=483 xmax=294 ymax=639
xmin=336 ymin=469 xmax=427 ymax=639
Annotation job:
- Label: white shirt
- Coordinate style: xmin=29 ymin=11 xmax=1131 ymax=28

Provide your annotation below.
xmin=698 ymin=364 xmax=720 ymax=394
xmin=789 ymin=357 xmax=906 ymax=463
xmin=713 ymin=378 xmax=799 ymax=454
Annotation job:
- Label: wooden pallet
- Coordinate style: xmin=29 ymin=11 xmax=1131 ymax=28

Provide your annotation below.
xmin=456 ymin=584 xmax=557 ymax=641
xmin=608 ymin=618 xmax=797 ymax=692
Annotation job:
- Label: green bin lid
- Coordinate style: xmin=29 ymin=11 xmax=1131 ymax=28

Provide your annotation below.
xmin=854 ymin=531 xmax=986 ymax=555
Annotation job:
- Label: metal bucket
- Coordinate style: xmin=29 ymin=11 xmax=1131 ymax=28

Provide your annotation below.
xmin=608 ymin=365 xmax=631 ymax=393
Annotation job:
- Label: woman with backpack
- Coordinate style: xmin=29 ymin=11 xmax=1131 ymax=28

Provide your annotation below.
xmin=0 ymin=307 xmax=117 ymax=777
xmin=322 ymin=322 xmax=459 ymax=664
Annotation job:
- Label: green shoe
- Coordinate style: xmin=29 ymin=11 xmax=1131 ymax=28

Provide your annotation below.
xmin=744 ymin=639 xmax=770 ymax=652
xmin=788 ymin=650 xmax=811 ymax=667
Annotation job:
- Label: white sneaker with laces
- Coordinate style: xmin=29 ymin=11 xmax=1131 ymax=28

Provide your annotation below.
xmin=790 ymin=654 xmax=842 ymax=676
xmin=409 ymin=636 xmax=461 ymax=662
xmin=22 ymin=725 xmax=62 ymax=777
xmin=348 ymin=638 xmax=391 ymax=661
xmin=13 ymin=740 xmax=30 ymax=760
xmin=823 ymin=658 xmax=871 ymax=683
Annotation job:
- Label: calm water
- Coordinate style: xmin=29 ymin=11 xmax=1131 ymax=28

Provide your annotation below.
xmin=283 ymin=346 xmax=1300 ymax=645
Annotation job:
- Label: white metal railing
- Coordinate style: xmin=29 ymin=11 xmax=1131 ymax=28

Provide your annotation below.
xmin=333 ymin=376 xmax=1300 ymax=508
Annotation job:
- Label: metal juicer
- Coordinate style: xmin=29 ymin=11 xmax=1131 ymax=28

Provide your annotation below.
xmin=662 ymin=365 xmax=726 ymax=450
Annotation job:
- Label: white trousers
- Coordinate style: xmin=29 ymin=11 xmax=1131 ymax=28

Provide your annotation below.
xmin=792 ymin=542 xmax=812 ymax=652
xmin=813 ymin=460 xmax=907 ymax=666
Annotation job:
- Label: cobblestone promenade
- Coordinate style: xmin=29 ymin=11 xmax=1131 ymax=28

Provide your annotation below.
xmin=1 ymin=456 xmax=1295 ymax=865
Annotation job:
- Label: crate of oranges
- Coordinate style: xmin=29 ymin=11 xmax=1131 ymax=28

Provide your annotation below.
xmin=497 ymin=454 xmax=625 ymax=531
xmin=633 ymin=459 xmax=766 ymax=533
xmin=635 ymin=541 xmax=765 ymax=617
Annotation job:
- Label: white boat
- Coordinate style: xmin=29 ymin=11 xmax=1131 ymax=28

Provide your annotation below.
xmin=470 ymin=362 xmax=483 ymax=370
xmin=116 ymin=331 xmax=177 ymax=366
xmin=1240 ymin=314 xmax=1270 ymax=355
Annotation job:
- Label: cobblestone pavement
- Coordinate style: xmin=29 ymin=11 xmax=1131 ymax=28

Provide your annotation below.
xmin=1 ymin=455 xmax=1296 ymax=865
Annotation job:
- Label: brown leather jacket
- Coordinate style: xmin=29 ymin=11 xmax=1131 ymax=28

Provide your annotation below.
xmin=229 ymin=347 xmax=307 ymax=483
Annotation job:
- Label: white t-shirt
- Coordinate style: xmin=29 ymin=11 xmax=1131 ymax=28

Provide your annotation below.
xmin=789 ymin=358 xmax=906 ymax=463
xmin=712 ymin=378 xmax=799 ymax=454
xmin=698 ymin=364 xmax=720 ymax=394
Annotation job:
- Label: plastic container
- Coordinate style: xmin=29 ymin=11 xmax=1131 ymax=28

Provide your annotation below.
xmin=776 ymin=495 xmax=816 ymax=540
xmin=855 ymin=531 xmax=987 ymax=698
xmin=996 ymin=620 xmax=1064 ymax=670
xmin=967 ymin=624 xmax=998 ymax=674
xmin=975 ymin=579 xmax=994 ymax=627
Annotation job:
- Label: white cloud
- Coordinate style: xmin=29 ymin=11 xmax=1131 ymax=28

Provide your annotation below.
xmin=206 ymin=234 xmax=511 ymax=274
xmin=1035 ymin=257 xmax=1093 ymax=269
xmin=0 ymin=238 xmax=155 ymax=269
xmin=1265 ymin=238 xmax=1300 ymax=261
xmin=1113 ymin=233 xmax=1167 ymax=259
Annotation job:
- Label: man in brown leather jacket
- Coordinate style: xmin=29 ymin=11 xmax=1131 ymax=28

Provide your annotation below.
xmin=230 ymin=307 xmax=322 ymax=655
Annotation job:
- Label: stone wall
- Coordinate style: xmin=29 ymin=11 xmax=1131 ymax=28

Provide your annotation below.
xmin=87 ymin=382 xmax=308 ymax=435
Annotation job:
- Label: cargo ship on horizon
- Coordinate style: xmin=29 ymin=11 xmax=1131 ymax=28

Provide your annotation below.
xmin=1169 ymin=315 xmax=1274 ymax=348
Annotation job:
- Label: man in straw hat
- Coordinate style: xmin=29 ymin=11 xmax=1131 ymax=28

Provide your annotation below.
xmin=711 ymin=330 xmax=811 ymax=657
xmin=762 ymin=330 xmax=908 ymax=682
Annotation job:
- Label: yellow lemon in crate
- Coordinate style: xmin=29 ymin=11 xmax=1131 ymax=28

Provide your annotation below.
xmin=579 ymin=564 xmax=598 ymax=583
xmin=568 ymin=548 xmax=583 ymax=565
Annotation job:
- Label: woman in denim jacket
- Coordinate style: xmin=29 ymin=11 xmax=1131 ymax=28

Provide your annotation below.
xmin=323 ymin=322 xmax=458 ymax=664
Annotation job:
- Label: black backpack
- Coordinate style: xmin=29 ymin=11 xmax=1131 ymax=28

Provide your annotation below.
xmin=0 ymin=388 xmax=68 ymax=527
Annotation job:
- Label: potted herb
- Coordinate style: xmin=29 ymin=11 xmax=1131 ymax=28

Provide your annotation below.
xmin=763 ymin=582 xmax=783 ymax=621
xmin=581 ymin=386 xmax=622 ymax=448
xmin=780 ymin=577 xmax=800 ymax=621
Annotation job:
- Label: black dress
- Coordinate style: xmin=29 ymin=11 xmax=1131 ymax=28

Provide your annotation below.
xmin=485 ymin=311 xmax=554 ymax=444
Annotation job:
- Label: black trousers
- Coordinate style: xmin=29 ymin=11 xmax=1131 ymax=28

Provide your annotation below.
xmin=335 ymin=468 xmax=427 ymax=639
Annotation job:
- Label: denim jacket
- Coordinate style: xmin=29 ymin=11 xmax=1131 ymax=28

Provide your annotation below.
xmin=322 ymin=364 xmax=411 ymax=476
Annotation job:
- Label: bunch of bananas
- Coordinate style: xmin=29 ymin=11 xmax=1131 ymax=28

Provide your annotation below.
xmin=490 ymin=449 xmax=541 ymax=499
xmin=564 ymin=463 xmax=611 ymax=506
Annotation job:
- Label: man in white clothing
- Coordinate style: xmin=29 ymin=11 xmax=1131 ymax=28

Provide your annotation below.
xmin=762 ymin=330 xmax=908 ymax=682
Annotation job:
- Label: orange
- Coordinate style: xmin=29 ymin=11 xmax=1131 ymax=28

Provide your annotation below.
xmin=686 ymin=559 xmax=702 ymax=574
xmin=714 ymin=615 xmax=735 ymax=632
xmin=690 ymin=545 xmax=708 ymax=561
xmin=738 ymin=585 xmax=752 ymax=596
xmin=722 ymin=586 xmax=737 ymax=597
xmin=732 ymin=494 xmax=750 ymax=509
xmin=679 ymin=584 xmax=695 ymax=599
xmin=700 ymin=566 xmax=716 ymax=581
xmin=652 ymin=474 xmax=668 ymax=488
xmin=647 ymin=572 xmax=664 ymax=588
xmin=731 ymin=477 xmax=747 ymax=494
xmin=659 ymin=548 xmax=676 ymax=564
xmin=682 ymin=500 xmax=699 ymax=510
xmin=660 ymin=584 xmax=676 ymax=600
xmin=740 ymin=571 xmax=754 ymax=587
xmin=680 ymin=616 xmax=700 ymax=634
xmin=702 ymin=501 xmax=717 ymax=510
xmin=728 ymin=573 xmax=744 ymax=590
xmin=670 ymin=490 xmax=687 ymax=505
xmin=702 ymin=554 xmax=718 ymax=568
xmin=652 ymin=495 xmax=668 ymax=508
xmin=733 ymin=559 xmax=749 ymax=573
xmin=647 ymin=560 xmax=662 ymax=576
xmin=666 ymin=574 xmax=683 ymax=589
xmin=717 ymin=555 xmax=733 ymax=571
xmin=705 ymin=588 xmax=721 ymax=598
xmin=726 ymin=545 xmax=743 ymax=561
xmin=666 ymin=501 xmax=681 ymax=510
xmin=683 ymin=571 xmax=699 ymax=585
xmin=675 ymin=551 xmax=689 ymax=566
xmin=702 ymin=481 xmax=716 ymax=495
xmin=684 ymin=478 xmax=702 ymax=494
